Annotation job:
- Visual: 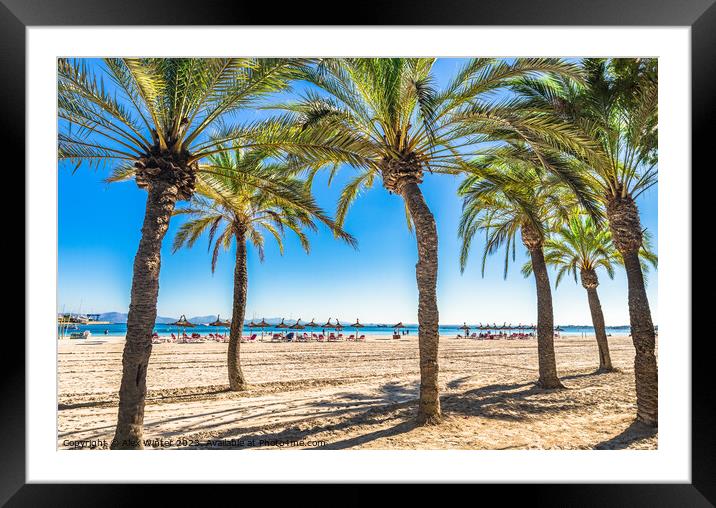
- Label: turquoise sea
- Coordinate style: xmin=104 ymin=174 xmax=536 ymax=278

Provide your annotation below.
xmin=58 ymin=322 xmax=633 ymax=339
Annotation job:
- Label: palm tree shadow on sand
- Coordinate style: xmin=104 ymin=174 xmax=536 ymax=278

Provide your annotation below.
xmin=173 ymin=379 xmax=589 ymax=450
xmin=165 ymin=371 xmax=651 ymax=450
xmin=593 ymin=420 xmax=657 ymax=450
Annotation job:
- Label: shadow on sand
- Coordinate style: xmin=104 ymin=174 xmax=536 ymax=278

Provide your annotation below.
xmin=593 ymin=420 xmax=657 ymax=450
xmin=97 ymin=369 xmax=648 ymax=451
xmin=175 ymin=379 xmax=592 ymax=450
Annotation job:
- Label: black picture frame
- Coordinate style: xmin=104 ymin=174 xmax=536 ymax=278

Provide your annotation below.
xmin=5 ymin=0 xmax=707 ymax=502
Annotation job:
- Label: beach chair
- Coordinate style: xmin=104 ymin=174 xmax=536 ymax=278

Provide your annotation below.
xmin=358 ymin=334 xmax=366 ymax=342
xmin=392 ymin=333 xmax=400 ymax=340
xmin=346 ymin=334 xmax=355 ymax=341
xmin=328 ymin=333 xmax=337 ymax=342
xmin=317 ymin=334 xmax=325 ymax=342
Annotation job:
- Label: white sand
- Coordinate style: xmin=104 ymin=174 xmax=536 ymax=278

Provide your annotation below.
xmin=58 ymin=334 xmax=657 ymax=450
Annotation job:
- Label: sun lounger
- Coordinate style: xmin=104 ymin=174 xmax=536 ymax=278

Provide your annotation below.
xmin=358 ymin=334 xmax=366 ymax=342
xmin=346 ymin=334 xmax=355 ymax=341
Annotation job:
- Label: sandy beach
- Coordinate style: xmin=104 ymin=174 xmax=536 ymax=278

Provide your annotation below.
xmin=58 ymin=334 xmax=657 ymax=450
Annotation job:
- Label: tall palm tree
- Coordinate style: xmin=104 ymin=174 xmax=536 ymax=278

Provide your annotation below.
xmin=458 ymin=148 xmax=596 ymax=388
xmin=514 ymin=58 xmax=659 ymax=425
xmin=171 ymin=147 xmax=356 ymax=390
xmin=522 ymin=215 xmax=657 ymax=372
xmin=274 ymin=58 xmax=587 ymax=423
xmin=58 ymin=58 xmax=303 ymax=448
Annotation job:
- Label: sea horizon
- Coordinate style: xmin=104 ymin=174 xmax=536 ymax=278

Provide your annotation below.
xmin=58 ymin=321 xmax=635 ymax=338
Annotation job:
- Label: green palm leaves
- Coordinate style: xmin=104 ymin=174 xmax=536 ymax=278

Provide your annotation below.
xmin=272 ymin=57 xmax=589 ymax=226
xmin=521 ymin=215 xmax=658 ymax=287
xmin=58 ymin=58 xmax=302 ymax=188
xmin=512 ymin=58 xmax=658 ymax=201
xmin=457 ymin=147 xmax=591 ymax=277
xmin=172 ymin=146 xmax=356 ymax=270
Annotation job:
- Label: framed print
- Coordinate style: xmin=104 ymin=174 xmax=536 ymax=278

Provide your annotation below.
xmin=6 ymin=0 xmax=710 ymax=502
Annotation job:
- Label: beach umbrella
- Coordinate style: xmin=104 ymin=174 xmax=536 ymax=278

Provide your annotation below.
xmin=459 ymin=322 xmax=471 ymax=337
xmin=304 ymin=318 xmax=319 ymax=338
xmin=170 ymin=314 xmax=195 ymax=327
xmin=290 ymin=318 xmax=305 ymax=338
xmin=170 ymin=314 xmax=195 ymax=339
xmin=256 ymin=318 xmax=270 ymax=340
xmin=209 ymin=314 xmax=230 ymax=327
xmin=322 ymin=318 xmax=335 ymax=330
xmin=351 ymin=319 xmax=365 ymax=338
xmin=335 ymin=319 xmax=344 ymax=331
xmin=245 ymin=321 xmax=257 ymax=339
xmin=275 ymin=318 xmax=289 ymax=338
xmin=392 ymin=322 xmax=404 ymax=336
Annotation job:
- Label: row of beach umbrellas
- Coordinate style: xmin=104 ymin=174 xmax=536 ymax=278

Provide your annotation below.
xmin=459 ymin=322 xmax=539 ymax=334
xmin=168 ymin=315 xmax=391 ymax=340
xmin=170 ymin=315 xmax=553 ymax=338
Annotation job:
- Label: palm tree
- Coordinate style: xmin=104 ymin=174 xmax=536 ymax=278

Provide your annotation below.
xmin=514 ymin=58 xmax=659 ymax=425
xmin=275 ymin=58 xmax=587 ymax=423
xmin=58 ymin=58 xmax=303 ymax=448
xmin=458 ymin=148 xmax=596 ymax=388
xmin=522 ymin=215 xmax=657 ymax=372
xmin=171 ymin=146 xmax=356 ymax=390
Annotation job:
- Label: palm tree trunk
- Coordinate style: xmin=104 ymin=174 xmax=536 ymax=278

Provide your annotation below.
xmin=528 ymin=247 xmax=564 ymax=388
xmin=623 ymin=250 xmax=658 ymax=425
xmin=399 ymin=181 xmax=441 ymax=424
xmin=585 ymin=286 xmax=614 ymax=371
xmin=111 ymin=181 xmax=178 ymax=450
xmin=228 ymin=229 xmax=248 ymax=391
xmin=607 ymin=194 xmax=657 ymax=426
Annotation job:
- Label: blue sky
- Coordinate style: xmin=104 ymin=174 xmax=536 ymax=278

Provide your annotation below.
xmin=58 ymin=58 xmax=658 ymax=325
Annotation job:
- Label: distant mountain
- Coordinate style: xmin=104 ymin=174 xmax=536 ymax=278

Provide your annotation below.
xmin=97 ymin=312 xmax=177 ymax=324
xmin=187 ymin=315 xmax=223 ymax=325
